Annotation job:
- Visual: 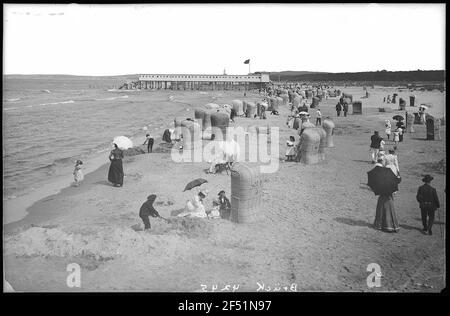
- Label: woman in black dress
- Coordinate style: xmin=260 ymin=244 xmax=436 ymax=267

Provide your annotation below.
xmin=108 ymin=143 xmax=124 ymax=187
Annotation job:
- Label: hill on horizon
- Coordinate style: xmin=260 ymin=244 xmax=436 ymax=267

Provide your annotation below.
xmin=264 ymin=69 xmax=445 ymax=82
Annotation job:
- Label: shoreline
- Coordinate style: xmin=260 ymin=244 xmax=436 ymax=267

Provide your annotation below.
xmin=2 ymin=130 xmax=164 ymax=226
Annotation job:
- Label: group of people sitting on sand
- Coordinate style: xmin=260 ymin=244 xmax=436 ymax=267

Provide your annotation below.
xmin=138 ymin=189 xmax=232 ymax=230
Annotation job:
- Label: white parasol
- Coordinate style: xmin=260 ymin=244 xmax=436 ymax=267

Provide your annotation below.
xmin=113 ymin=136 xmax=133 ymax=150
xmin=299 ymin=111 xmax=309 ymax=116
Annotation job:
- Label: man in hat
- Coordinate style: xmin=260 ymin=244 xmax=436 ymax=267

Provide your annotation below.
xmin=416 ymin=175 xmax=440 ymax=235
xmin=139 ymin=194 xmax=160 ymax=230
xmin=369 ymin=131 xmax=382 ymax=164
xmin=335 ymin=102 xmax=342 ymax=117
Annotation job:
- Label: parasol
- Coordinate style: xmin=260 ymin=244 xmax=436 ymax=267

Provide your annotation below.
xmin=298 ymin=111 xmax=309 ymax=116
xmin=183 ymin=178 xmax=208 ymax=192
xmin=113 ymin=136 xmax=133 ymax=150
xmin=392 ymin=115 xmax=404 ymax=121
xmin=367 ymin=166 xmax=400 ymax=196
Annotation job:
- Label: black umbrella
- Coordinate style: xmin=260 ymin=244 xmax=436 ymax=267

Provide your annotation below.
xmin=183 ymin=178 xmax=207 ymax=192
xmin=392 ymin=115 xmax=404 ymax=121
xmin=367 ymin=166 xmax=400 ymax=196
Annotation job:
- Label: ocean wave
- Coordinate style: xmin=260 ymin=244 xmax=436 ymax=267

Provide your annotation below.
xmin=38 ymin=100 xmax=75 ymax=106
xmin=3 ymin=106 xmax=20 ymax=111
xmin=95 ymin=95 xmax=129 ymax=101
xmin=5 ymin=98 xmax=21 ymax=102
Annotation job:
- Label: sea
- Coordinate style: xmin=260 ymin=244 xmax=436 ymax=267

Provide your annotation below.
xmin=2 ymin=75 xmax=192 ymax=205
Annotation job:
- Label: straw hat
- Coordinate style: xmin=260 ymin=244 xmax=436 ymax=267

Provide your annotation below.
xmin=422 ymin=175 xmax=434 ymax=183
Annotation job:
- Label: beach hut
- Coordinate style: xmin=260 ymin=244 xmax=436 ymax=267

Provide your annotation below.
xmin=246 ymin=102 xmax=257 ymax=118
xmin=322 ymin=119 xmax=335 ymax=147
xmin=194 ymin=109 xmax=206 ymax=130
xmin=210 ymin=112 xmax=229 ymax=141
xmin=311 ymin=97 xmax=320 ymax=108
xmin=352 ymin=101 xmax=362 ymax=114
xmin=300 ymin=128 xmax=320 ymax=165
xmin=173 ymin=118 xmax=183 ymax=140
xmin=232 ymin=100 xmax=244 ymax=116
xmin=426 ymin=115 xmax=435 ymax=140
xmin=230 ymin=163 xmax=262 ymax=224
xmin=406 ymin=112 xmax=415 ymax=133
xmin=181 ymin=120 xmax=202 ymax=150
xmin=314 ymin=127 xmax=327 ymax=161
xmin=293 ymin=117 xmax=301 ymax=130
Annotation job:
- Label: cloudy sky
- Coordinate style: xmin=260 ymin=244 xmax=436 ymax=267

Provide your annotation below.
xmin=3 ymin=3 xmax=445 ymax=76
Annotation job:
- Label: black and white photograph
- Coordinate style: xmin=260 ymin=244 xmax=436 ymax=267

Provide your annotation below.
xmin=2 ymin=3 xmax=446 ymax=295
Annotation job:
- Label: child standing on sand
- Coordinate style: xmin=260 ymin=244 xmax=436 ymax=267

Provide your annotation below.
xmin=73 ymin=160 xmax=84 ymax=187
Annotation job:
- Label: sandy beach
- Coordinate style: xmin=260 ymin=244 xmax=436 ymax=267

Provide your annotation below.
xmin=4 ymin=87 xmax=446 ymax=292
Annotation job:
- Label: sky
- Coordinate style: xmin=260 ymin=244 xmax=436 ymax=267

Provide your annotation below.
xmin=3 ymin=3 xmax=446 ymax=76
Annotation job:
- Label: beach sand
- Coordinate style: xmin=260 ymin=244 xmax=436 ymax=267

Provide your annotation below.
xmin=4 ymin=87 xmax=446 ymax=292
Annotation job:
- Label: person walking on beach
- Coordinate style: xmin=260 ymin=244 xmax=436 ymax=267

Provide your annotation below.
xmin=335 ymin=102 xmax=342 ymax=117
xmin=315 ymin=108 xmax=322 ymax=126
xmin=384 ymin=149 xmax=400 ymax=178
xmin=385 ymin=120 xmax=392 ymax=140
xmin=417 ymin=175 xmax=440 ymax=235
xmin=370 ymin=131 xmax=382 ymax=164
xmin=343 ymin=102 xmax=349 ymax=117
xmin=73 ymin=160 xmax=84 ymax=187
xmin=143 ymin=133 xmax=154 ymax=153
xmin=393 ymin=128 xmax=400 ymax=145
xmin=108 ymin=143 xmax=124 ymax=187
xmin=139 ymin=194 xmax=160 ymax=230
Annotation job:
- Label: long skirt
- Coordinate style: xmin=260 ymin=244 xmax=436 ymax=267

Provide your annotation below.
xmin=373 ymin=195 xmax=399 ymax=232
xmin=108 ymin=159 xmax=124 ymax=185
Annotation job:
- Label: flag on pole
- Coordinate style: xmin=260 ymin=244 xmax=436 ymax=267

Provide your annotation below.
xmin=244 ymin=59 xmax=250 ymax=64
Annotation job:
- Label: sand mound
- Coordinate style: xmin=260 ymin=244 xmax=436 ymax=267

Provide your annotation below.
xmin=123 ymin=146 xmax=146 ymax=157
xmin=5 ymin=226 xmax=195 ymax=262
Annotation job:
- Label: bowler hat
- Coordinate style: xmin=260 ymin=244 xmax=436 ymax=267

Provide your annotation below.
xmin=422 ymin=175 xmax=434 ymax=183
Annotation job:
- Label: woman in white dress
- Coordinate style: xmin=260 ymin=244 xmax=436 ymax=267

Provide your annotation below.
xmin=385 ymin=120 xmax=391 ymax=140
xmin=178 ymin=191 xmax=208 ymax=218
xmin=383 ymin=149 xmax=400 ymax=177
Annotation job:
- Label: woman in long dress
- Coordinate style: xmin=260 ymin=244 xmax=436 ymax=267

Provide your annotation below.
xmin=374 ymin=193 xmax=400 ymax=232
xmin=108 ymin=143 xmax=124 ymax=187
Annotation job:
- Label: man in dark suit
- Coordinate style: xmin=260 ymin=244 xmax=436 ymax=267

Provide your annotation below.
xmin=139 ymin=194 xmax=160 ymax=230
xmin=416 ymin=175 xmax=440 ymax=235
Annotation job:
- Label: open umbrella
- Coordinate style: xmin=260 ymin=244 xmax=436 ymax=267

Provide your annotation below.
xmin=298 ymin=111 xmax=309 ymax=116
xmin=183 ymin=178 xmax=207 ymax=192
xmin=392 ymin=115 xmax=404 ymax=121
xmin=113 ymin=136 xmax=133 ymax=150
xmin=367 ymin=166 xmax=400 ymax=196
